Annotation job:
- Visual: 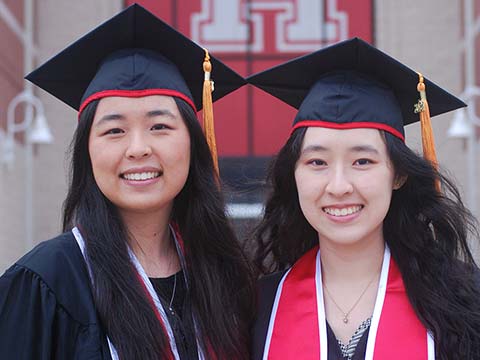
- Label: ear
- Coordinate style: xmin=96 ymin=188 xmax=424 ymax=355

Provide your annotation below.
xmin=393 ymin=175 xmax=408 ymax=190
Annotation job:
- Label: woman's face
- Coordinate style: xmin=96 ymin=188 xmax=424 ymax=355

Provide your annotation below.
xmin=294 ymin=127 xmax=398 ymax=247
xmin=88 ymin=95 xmax=191 ymax=217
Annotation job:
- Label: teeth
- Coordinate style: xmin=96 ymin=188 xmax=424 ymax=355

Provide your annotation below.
xmin=323 ymin=205 xmax=362 ymax=217
xmin=123 ymin=172 xmax=160 ymax=181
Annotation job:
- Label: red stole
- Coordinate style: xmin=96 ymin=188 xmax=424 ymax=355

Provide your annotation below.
xmin=264 ymin=246 xmax=433 ymax=359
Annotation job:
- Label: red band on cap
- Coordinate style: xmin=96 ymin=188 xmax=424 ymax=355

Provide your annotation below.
xmin=291 ymin=120 xmax=405 ymax=142
xmin=78 ymin=89 xmax=197 ymax=118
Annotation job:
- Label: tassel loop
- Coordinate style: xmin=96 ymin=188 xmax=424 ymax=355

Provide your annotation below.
xmin=202 ymin=48 xmax=220 ymax=181
xmin=415 ymin=72 xmax=441 ymax=192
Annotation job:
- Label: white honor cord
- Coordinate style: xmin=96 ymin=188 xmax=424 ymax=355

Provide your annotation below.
xmin=128 ymin=245 xmax=181 ymax=360
xmin=314 ymin=250 xmax=328 ymax=360
xmin=364 ymin=246 xmax=391 ymax=360
xmin=72 ymin=227 xmax=181 ymax=360
xmin=427 ymin=332 xmax=435 ymax=360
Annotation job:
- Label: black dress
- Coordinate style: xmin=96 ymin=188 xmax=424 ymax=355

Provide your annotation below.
xmin=0 ymin=232 xmax=112 ymax=359
xmin=252 ymin=271 xmax=370 ymax=360
xmin=150 ymin=271 xmax=199 ymax=359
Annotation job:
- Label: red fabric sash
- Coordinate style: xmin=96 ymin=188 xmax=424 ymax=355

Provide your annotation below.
xmin=373 ymin=260 xmax=428 ymax=359
xmin=268 ymin=246 xmax=320 ymax=360
xmin=266 ymin=246 xmax=429 ymax=359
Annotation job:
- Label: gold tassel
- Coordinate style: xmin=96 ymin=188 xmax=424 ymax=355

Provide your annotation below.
xmin=415 ymin=73 xmax=441 ymax=192
xmin=202 ymin=48 xmax=220 ymax=180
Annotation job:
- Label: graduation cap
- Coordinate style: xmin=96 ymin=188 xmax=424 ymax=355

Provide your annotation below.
xmin=26 ymin=3 xmax=246 ymax=175
xmin=247 ymin=38 xmax=465 ymax=188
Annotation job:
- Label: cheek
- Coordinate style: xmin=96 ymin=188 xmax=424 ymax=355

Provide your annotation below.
xmin=163 ymin=134 xmax=191 ymax=182
xmin=88 ymin=138 xmax=119 ymax=191
xmin=175 ymin=152 xmax=190 ymax=185
xmin=88 ymin=140 xmax=104 ymax=178
xmin=295 ymin=169 xmax=321 ymax=208
xmin=357 ymin=171 xmax=394 ymax=211
xmin=173 ymin=134 xmax=190 ymax=166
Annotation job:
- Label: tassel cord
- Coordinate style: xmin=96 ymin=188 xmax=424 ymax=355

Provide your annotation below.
xmin=202 ymin=49 xmax=220 ymax=181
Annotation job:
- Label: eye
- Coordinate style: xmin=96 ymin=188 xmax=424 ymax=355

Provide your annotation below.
xmin=151 ymin=123 xmax=171 ymax=131
xmin=104 ymin=128 xmax=124 ymax=135
xmin=307 ymin=159 xmax=327 ymax=166
xmin=354 ymin=158 xmax=373 ymax=166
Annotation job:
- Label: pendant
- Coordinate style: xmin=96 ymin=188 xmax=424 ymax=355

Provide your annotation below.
xmin=169 ymin=307 xmax=175 ymax=316
xmin=343 ymin=315 xmax=349 ymax=324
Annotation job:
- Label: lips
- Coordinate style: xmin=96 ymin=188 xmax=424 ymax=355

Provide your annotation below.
xmin=322 ymin=205 xmax=363 ymax=217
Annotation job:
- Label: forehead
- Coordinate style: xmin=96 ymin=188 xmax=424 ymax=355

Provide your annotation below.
xmin=301 ymin=127 xmax=387 ymax=151
xmin=94 ymin=95 xmax=180 ymax=120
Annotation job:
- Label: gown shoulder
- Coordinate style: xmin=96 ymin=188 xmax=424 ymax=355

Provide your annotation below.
xmin=251 ymin=270 xmax=287 ymax=360
xmin=0 ymin=231 xmax=111 ymax=359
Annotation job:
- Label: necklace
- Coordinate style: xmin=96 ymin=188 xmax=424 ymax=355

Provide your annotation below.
xmin=168 ymin=273 xmax=177 ymax=316
xmin=323 ymin=273 xmax=377 ymax=324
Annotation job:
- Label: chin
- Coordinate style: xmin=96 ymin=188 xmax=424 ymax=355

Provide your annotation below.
xmin=117 ymin=198 xmax=174 ymax=213
xmin=320 ymin=236 xmax=362 ymax=247
xmin=317 ymin=228 xmax=372 ymax=245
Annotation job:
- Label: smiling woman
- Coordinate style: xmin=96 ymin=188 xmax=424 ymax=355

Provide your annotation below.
xmin=248 ymin=38 xmax=480 ymax=360
xmin=294 ymin=128 xmax=397 ymax=250
xmin=0 ymin=5 xmax=254 ymax=360
xmin=89 ymin=96 xmax=191 ymax=217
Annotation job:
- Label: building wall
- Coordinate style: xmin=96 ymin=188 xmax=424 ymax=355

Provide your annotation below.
xmin=0 ymin=0 xmax=122 ymax=272
xmin=376 ymin=1 xmax=464 ymax=162
xmin=0 ymin=0 xmax=478 ymax=272
xmin=0 ymin=0 xmax=26 ymax=272
xmin=376 ymin=0 xmax=480 ymax=257
xmin=0 ymin=0 xmax=23 ymax=130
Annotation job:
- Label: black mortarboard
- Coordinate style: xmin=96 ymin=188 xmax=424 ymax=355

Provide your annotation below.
xmin=25 ymin=3 xmax=245 ymax=115
xmin=247 ymin=37 xmax=465 ymax=142
xmin=26 ymin=3 xmax=245 ymax=176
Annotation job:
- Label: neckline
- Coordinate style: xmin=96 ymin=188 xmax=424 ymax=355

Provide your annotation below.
xmin=332 ymin=316 xmax=372 ymax=359
xmin=149 ymin=269 xmax=183 ymax=281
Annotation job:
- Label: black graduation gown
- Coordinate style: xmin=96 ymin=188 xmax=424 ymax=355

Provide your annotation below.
xmin=252 ymin=271 xmax=369 ymax=360
xmin=0 ymin=232 xmax=112 ymax=359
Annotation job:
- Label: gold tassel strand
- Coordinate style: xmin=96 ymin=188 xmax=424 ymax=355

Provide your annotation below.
xmin=415 ymin=73 xmax=441 ymax=192
xmin=202 ymin=48 xmax=220 ymax=179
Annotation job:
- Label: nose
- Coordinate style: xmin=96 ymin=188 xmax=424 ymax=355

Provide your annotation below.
xmin=125 ymin=132 xmax=152 ymax=160
xmin=325 ymin=166 xmax=353 ymax=197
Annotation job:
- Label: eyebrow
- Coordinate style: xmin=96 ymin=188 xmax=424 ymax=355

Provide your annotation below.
xmin=96 ymin=113 xmax=125 ymax=124
xmin=146 ymin=109 xmax=176 ymax=119
xmin=301 ymin=145 xmax=328 ymax=154
xmin=349 ymin=145 xmax=380 ymax=155
xmin=95 ymin=109 xmax=177 ymax=126
xmin=301 ymin=144 xmax=380 ymax=155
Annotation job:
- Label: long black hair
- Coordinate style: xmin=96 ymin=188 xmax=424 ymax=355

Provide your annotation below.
xmin=63 ymin=98 xmax=255 ymax=360
xmin=254 ymin=127 xmax=480 ymax=359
